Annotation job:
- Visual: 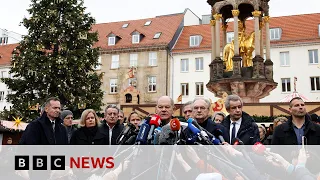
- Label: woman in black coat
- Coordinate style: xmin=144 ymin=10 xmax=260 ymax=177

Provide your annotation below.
xmin=70 ymin=109 xmax=108 ymax=145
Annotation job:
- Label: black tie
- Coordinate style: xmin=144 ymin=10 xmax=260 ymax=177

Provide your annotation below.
xmin=52 ymin=121 xmax=55 ymax=133
xmin=231 ymin=122 xmax=236 ymax=141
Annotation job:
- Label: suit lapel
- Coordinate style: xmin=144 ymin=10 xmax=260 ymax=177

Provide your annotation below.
xmin=39 ymin=116 xmax=55 ymax=144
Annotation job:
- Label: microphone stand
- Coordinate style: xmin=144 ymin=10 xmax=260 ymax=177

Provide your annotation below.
xmin=197 ymin=143 xmax=250 ymax=180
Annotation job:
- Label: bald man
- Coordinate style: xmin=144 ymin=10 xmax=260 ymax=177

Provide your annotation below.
xmin=155 ymin=96 xmax=175 ymax=126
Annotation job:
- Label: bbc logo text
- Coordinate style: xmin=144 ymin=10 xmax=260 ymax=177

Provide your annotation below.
xmin=15 ymin=156 xmax=115 ymax=170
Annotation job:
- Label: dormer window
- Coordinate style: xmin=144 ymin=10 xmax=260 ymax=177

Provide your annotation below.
xmin=122 ymin=23 xmax=129 ymax=28
xmin=190 ymin=35 xmax=202 ymax=47
xmin=107 ymin=33 xmax=121 ymax=46
xmin=144 ymin=21 xmax=152 ymax=26
xmin=132 ymin=34 xmax=140 ymax=44
xmin=154 ymin=32 xmax=161 ymax=39
xmin=108 ymin=37 xmax=115 ymax=46
xmin=270 ymin=28 xmax=281 ymax=40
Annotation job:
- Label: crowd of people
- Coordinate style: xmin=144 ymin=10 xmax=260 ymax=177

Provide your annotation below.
xmin=2 ymin=95 xmax=320 ymax=179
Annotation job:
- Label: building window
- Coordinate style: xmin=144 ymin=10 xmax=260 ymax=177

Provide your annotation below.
xmin=111 ymin=55 xmax=119 ymax=69
xmin=94 ymin=56 xmax=101 ymax=70
xmin=149 ymin=52 xmax=157 ymax=66
xmin=310 ymin=77 xmax=320 ymax=91
xmin=153 ymin=32 xmax=161 ymax=39
xmin=196 ymin=82 xmax=204 ymax=96
xmin=190 ymin=35 xmax=201 ymax=47
xmin=148 ymin=76 xmax=156 ymax=92
xmin=144 ymin=21 xmax=152 ymax=26
xmin=318 ymin=24 xmax=320 ymax=37
xmin=122 ymin=23 xmax=129 ymax=28
xmin=181 ymin=59 xmax=189 ymax=72
xmin=181 ymin=83 xmax=189 ymax=96
xmin=270 ymin=28 xmax=281 ymax=40
xmin=281 ymin=78 xmax=291 ymax=92
xmin=280 ymin=52 xmax=290 ymax=66
xmin=110 ymin=79 xmax=118 ymax=93
xmin=130 ymin=54 xmax=138 ymax=67
xmin=132 ymin=34 xmax=140 ymax=44
xmin=108 ymin=37 xmax=115 ymax=46
xmin=195 ymin=57 xmax=204 ymax=71
xmin=226 ymin=32 xmax=234 ymax=43
xmin=1 ymin=71 xmax=8 ymax=78
xmin=0 ymin=91 xmax=4 ymax=101
xmin=309 ymin=49 xmax=319 ymax=64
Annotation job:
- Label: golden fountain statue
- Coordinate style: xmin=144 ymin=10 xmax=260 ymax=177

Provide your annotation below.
xmin=223 ymin=21 xmax=255 ymax=71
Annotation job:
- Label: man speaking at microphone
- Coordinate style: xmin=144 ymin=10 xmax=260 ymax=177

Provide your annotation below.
xmin=155 ymin=96 xmax=175 ymax=126
xmin=191 ymin=97 xmax=228 ymax=141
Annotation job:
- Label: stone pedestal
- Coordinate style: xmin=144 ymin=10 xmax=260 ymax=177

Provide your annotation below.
xmin=231 ymin=56 xmax=242 ymax=78
xmin=209 ymin=60 xmax=217 ymax=81
xmin=206 ymin=79 xmax=277 ymax=103
xmin=252 ymin=55 xmax=265 ymax=79
xmin=264 ymin=59 xmax=274 ymax=81
xmin=215 ymin=57 xmax=224 ymax=79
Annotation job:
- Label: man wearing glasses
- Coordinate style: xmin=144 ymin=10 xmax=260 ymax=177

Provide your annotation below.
xmin=102 ymin=104 xmax=124 ymax=145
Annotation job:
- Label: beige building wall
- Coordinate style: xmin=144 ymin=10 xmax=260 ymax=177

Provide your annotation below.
xmin=99 ymin=49 xmax=169 ymax=110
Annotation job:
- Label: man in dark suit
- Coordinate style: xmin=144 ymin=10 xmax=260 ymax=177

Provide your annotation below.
xmin=101 ymin=104 xmax=124 ymax=145
xmin=19 ymin=97 xmax=68 ymax=145
xmin=221 ymin=95 xmax=260 ymax=145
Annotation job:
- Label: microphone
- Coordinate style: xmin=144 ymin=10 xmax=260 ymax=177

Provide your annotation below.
xmin=147 ymin=114 xmax=161 ymax=141
xmin=187 ymin=118 xmax=212 ymax=145
xmin=135 ymin=117 xmax=151 ymax=145
xmin=252 ymin=142 xmax=268 ymax=155
xmin=213 ymin=129 xmax=226 ymax=143
xmin=232 ymin=137 xmax=244 ymax=146
xmin=170 ymin=118 xmax=181 ymax=145
xmin=188 ymin=118 xmax=219 ymax=143
xmin=117 ymin=123 xmax=136 ymax=145
xmin=232 ymin=138 xmax=253 ymax=164
xmin=153 ymin=127 xmax=162 ymax=145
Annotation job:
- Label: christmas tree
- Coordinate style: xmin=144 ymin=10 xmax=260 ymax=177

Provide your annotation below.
xmin=2 ymin=0 xmax=104 ymax=121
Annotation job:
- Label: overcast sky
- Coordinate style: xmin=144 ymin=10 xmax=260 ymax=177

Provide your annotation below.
xmin=1 ymin=0 xmax=320 ymax=35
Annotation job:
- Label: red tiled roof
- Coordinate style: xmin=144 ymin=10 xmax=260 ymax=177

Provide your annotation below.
xmin=92 ymin=13 xmax=184 ymax=50
xmin=0 ymin=44 xmax=18 ymax=66
xmin=173 ymin=13 xmax=320 ymax=53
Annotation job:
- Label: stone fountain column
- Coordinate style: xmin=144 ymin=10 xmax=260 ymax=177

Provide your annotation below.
xmin=252 ymin=10 xmax=265 ymax=79
xmin=231 ymin=9 xmax=241 ymax=78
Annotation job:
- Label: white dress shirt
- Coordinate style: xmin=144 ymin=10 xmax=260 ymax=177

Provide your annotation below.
xmin=106 ymin=123 xmax=114 ymax=145
xmin=229 ymin=118 xmax=242 ymax=143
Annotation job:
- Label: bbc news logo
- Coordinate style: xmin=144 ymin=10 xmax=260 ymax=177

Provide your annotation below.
xmin=15 ymin=156 xmax=114 ymax=170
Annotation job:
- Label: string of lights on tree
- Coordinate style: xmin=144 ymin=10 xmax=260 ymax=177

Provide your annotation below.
xmin=2 ymin=0 xmax=104 ymax=122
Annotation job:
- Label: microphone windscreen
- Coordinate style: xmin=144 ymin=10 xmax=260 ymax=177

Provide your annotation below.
xmin=170 ymin=118 xmax=181 ymax=131
xmin=149 ymin=114 xmax=161 ymax=127
xmin=158 ymin=124 xmax=176 ymax=145
xmin=252 ymin=142 xmax=265 ymax=154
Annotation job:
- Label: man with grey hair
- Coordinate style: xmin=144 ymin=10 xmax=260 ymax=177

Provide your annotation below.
xmin=102 ymin=104 xmax=124 ymax=145
xmin=182 ymin=101 xmax=193 ymax=121
xmin=187 ymin=97 xmax=228 ymax=141
xmin=155 ymin=96 xmax=175 ymax=126
xmin=221 ymin=95 xmax=259 ymax=145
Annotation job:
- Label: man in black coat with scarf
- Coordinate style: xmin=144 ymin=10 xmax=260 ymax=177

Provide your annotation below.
xmin=19 ymin=97 xmax=68 ymax=145
xmin=221 ymin=95 xmax=260 ymax=145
